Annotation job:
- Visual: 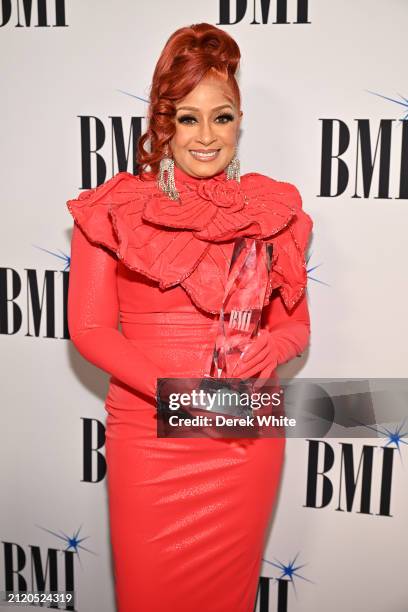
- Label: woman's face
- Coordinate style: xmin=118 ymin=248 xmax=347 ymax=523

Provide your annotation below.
xmin=169 ymin=75 xmax=242 ymax=179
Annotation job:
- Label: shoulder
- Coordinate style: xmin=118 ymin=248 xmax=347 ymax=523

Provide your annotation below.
xmin=240 ymin=173 xmax=313 ymax=310
xmin=70 ymin=170 xmax=156 ymax=206
xmin=241 ymin=172 xmax=304 ymax=210
xmin=241 ymin=171 xmax=313 ymax=252
xmin=66 ymin=170 xmax=157 ymax=226
xmin=66 ymin=171 xmax=157 ymax=252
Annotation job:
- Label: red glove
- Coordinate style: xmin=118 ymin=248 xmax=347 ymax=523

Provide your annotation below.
xmin=230 ymin=328 xmax=278 ymax=382
xmin=229 ymin=288 xmax=311 ymax=389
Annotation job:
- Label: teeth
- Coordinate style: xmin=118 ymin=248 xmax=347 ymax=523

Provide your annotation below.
xmin=190 ymin=150 xmax=219 ymax=159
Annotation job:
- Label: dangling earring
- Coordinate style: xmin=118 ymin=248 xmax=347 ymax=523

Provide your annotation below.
xmin=158 ymin=145 xmax=179 ymax=201
xmin=226 ymin=148 xmax=240 ymax=183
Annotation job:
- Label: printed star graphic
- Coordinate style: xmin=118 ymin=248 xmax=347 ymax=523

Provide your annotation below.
xmin=36 ymin=524 xmax=97 ymax=569
xmin=306 ymin=251 xmax=329 ymax=286
xmin=383 ymin=419 xmax=408 ymax=453
xmin=349 ymin=416 xmax=408 ymax=463
xmin=116 ymin=90 xmax=149 ymax=104
xmin=262 ymin=552 xmax=314 ymax=599
xmin=32 ymin=244 xmax=70 ymax=271
xmin=366 ymin=89 xmax=408 ymax=121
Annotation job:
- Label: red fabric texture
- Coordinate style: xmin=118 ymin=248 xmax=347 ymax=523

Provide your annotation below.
xmin=67 ymin=164 xmax=312 ymax=314
xmin=66 ymin=165 xmax=312 ymax=612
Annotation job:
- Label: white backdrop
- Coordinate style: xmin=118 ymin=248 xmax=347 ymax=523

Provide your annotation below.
xmin=1 ymin=1 xmax=407 ymax=611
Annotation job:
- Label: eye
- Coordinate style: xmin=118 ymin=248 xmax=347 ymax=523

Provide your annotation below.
xmin=215 ymin=113 xmax=234 ymax=124
xmin=177 ymin=115 xmax=197 ymax=125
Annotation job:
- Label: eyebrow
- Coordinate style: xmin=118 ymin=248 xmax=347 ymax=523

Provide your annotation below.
xmin=175 ymin=104 xmax=234 ymax=113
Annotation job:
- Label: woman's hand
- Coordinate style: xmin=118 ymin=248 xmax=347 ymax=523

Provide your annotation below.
xmin=229 ymin=329 xmax=278 ymax=383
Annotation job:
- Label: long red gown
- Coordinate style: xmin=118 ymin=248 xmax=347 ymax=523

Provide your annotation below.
xmin=66 ymin=163 xmax=313 ymax=612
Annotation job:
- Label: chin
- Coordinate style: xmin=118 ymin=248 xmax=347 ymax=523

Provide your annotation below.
xmin=189 ymin=162 xmax=226 ymax=178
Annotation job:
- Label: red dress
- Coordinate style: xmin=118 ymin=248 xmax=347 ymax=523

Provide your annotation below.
xmin=66 ymin=164 xmax=313 ymax=612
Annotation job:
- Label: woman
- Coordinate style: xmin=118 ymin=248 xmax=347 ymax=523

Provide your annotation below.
xmin=66 ymin=23 xmax=313 ymax=612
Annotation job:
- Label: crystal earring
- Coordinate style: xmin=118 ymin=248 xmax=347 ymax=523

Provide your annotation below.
xmin=226 ymin=149 xmax=240 ymax=183
xmin=158 ymin=145 xmax=179 ymax=201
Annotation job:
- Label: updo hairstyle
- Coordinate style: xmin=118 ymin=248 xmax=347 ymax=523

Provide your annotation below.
xmin=137 ymin=23 xmax=241 ymax=176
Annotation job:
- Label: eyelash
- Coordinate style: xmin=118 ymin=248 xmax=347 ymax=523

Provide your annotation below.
xmin=177 ymin=113 xmax=235 ymax=125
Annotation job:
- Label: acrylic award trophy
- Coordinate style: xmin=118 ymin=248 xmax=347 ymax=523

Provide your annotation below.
xmin=156 ymin=237 xmax=282 ymax=438
xmin=198 ymin=237 xmax=274 ymax=418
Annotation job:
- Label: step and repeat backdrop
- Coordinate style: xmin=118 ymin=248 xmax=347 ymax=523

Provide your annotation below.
xmin=1 ymin=1 xmax=408 ymax=611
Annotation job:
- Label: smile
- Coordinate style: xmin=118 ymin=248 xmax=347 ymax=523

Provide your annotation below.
xmin=189 ymin=149 xmax=220 ymax=162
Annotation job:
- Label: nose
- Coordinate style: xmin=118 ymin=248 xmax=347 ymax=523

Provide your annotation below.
xmin=196 ymin=118 xmax=217 ymax=146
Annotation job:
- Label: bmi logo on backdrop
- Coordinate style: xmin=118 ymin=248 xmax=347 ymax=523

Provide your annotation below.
xmin=0 ymin=107 xmax=406 ymax=340
xmin=1 ymin=2 xmax=405 ymax=609
xmin=0 ymin=0 xmax=67 ymax=27
xmin=217 ymin=0 xmax=311 ymax=25
xmin=0 ymin=1 xmax=311 ymax=28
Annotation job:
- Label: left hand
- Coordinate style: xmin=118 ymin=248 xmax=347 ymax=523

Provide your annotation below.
xmin=229 ymin=328 xmax=278 ymax=382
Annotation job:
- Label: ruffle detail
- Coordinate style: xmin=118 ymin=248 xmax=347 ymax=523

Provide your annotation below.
xmin=66 ymin=170 xmax=313 ymax=314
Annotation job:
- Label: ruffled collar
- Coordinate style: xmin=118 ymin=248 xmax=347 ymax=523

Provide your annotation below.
xmin=142 ymin=164 xmax=295 ymax=243
xmin=67 ymin=169 xmax=313 ymax=314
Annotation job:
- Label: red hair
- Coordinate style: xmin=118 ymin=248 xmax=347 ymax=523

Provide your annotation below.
xmin=137 ymin=23 xmax=241 ymax=177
